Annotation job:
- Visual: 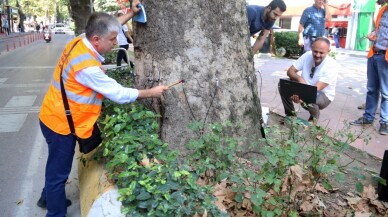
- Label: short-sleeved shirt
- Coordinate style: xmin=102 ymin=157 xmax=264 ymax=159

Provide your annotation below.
xmin=117 ymin=25 xmax=129 ymax=46
xmin=300 ymin=6 xmax=326 ymax=37
xmin=247 ymin=5 xmax=275 ymax=36
xmin=374 ymin=9 xmax=388 ymax=51
xmin=293 ymin=51 xmax=338 ymax=101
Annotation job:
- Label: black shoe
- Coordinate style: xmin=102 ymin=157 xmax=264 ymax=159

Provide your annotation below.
xmin=37 ymin=196 xmax=72 ymax=209
xmin=350 ymin=117 xmax=373 ymax=126
xmin=379 ymin=123 xmax=388 ymax=135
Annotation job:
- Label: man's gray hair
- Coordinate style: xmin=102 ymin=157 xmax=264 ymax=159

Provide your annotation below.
xmin=85 ymin=12 xmax=120 ymax=39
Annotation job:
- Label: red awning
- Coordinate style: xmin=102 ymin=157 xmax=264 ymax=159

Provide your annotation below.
xmin=282 ymin=3 xmax=352 ymax=17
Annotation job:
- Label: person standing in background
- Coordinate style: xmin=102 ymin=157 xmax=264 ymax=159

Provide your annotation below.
xmin=350 ymin=0 xmax=388 ymax=135
xmin=298 ymin=0 xmax=332 ymax=53
xmin=331 ymin=25 xmax=340 ymax=48
xmin=116 ymin=13 xmax=134 ymax=67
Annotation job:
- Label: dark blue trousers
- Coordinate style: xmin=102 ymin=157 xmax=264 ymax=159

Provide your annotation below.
xmin=39 ymin=120 xmax=76 ymax=217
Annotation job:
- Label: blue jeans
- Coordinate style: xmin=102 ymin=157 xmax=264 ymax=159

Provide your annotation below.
xmin=39 ymin=120 xmax=76 ymax=217
xmin=364 ymin=54 xmax=388 ymax=124
xmin=333 ymin=35 xmax=340 ymax=48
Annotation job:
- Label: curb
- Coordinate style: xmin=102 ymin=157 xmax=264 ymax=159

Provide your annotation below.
xmin=77 ymin=148 xmax=123 ymax=217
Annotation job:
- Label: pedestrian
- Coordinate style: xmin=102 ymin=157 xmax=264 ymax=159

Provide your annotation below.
xmin=247 ymin=0 xmax=287 ymax=55
xmin=350 ymin=0 xmax=388 ymax=135
xmin=36 ymin=24 xmax=41 ymax=32
xmin=279 ymin=37 xmax=338 ymax=124
xmin=3 ymin=18 xmax=10 ymax=35
xmin=36 ymin=1 xmax=169 ymax=216
xmin=116 ymin=13 xmax=134 ymax=67
xmin=298 ymin=0 xmax=332 ymax=53
xmin=331 ymin=25 xmax=340 ymax=48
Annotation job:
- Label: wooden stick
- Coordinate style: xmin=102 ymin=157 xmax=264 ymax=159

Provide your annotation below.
xmin=168 ymin=80 xmax=184 ymax=88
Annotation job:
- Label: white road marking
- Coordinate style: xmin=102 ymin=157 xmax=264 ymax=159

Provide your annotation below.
xmin=0 ymin=83 xmax=49 ymax=88
xmin=0 ymin=66 xmax=56 ymax=69
xmin=14 ymin=125 xmax=46 ymax=217
xmin=0 ymin=106 xmax=40 ymax=115
xmin=5 ymin=96 xmax=37 ymax=107
xmin=0 ymin=114 xmax=28 ymax=132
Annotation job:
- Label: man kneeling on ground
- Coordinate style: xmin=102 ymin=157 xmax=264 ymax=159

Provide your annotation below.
xmin=279 ymin=37 xmax=338 ymax=124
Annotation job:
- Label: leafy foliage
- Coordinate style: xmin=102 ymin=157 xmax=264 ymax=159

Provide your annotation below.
xmin=97 ymin=67 xmax=223 ymax=216
xmin=273 ymin=31 xmax=301 ymax=58
xmin=94 ymin=68 xmax=377 ymax=216
xmin=185 ymin=117 xmax=370 ymax=215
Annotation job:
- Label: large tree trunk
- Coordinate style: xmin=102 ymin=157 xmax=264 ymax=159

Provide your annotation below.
xmin=69 ymin=0 xmax=93 ymax=35
xmin=133 ymin=0 xmax=263 ymax=152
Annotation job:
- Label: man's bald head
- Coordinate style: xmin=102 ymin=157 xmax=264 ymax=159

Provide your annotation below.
xmin=311 ymin=37 xmax=331 ymax=66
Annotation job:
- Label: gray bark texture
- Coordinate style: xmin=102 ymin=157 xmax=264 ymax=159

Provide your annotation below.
xmin=133 ymin=0 xmax=263 ymax=151
xmin=69 ymin=0 xmax=92 ymax=35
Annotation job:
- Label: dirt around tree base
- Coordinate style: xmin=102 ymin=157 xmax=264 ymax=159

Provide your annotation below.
xmin=265 ymin=112 xmax=388 ymax=216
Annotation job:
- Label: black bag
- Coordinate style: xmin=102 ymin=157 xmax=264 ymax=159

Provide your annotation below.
xmin=59 ymin=40 xmax=102 ymax=154
xmin=378 ymin=150 xmax=388 ymax=202
xmin=76 ymin=123 xmax=102 ymax=154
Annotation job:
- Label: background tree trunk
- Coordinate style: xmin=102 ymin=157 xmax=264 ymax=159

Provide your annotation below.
xmin=133 ymin=0 xmax=263 ymax=152
xmin=68 ymin=0 xmax=92 ymax=35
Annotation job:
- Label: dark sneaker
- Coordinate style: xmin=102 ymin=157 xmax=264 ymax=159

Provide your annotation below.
xmin=37 ymin=197 xmax=72 ymax=209
xmin=379 ymin=123 xmax=388 ymax=135
xmin=350 ymin=117 xmax=373 ymax=126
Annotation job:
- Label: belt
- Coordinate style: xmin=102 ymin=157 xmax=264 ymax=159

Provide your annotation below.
xmin=374 ymin=50 xmax=386 ymax=54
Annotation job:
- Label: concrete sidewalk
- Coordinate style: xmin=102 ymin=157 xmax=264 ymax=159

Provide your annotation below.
xmin=255 ymin=49 xmax=387 ymax=160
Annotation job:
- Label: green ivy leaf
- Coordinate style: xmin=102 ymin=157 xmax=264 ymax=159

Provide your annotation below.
xmin=136 ymin=191 xmax=152 ymax=201
xmin=356 ymin=182 xmax=364 ymax=193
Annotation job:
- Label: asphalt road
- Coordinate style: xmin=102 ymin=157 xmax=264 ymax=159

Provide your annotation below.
xmin=0 ymin=33 xmax=81 ymax=217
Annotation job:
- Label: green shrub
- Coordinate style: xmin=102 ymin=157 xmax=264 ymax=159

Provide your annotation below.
xmin=96 ymin=68 xmax=223 ymax=217
xmin=274 ymin=31 xmax=300 ymax=57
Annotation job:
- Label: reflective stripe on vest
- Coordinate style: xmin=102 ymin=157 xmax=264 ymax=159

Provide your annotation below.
xmin=39 ymin=37 xmax=103 ymax=138
xmin=50 ymin=52 xmax=102 ymax=106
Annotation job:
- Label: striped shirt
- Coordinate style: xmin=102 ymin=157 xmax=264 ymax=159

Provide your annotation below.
xmin=300 ymin=6 xmax=326 ymax=37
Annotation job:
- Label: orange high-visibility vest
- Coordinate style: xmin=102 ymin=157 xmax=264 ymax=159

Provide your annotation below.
xmin=367 ymin=5 xmax=388 ymax=61
xmin=40 ymin=37 xmax=104 ymax=139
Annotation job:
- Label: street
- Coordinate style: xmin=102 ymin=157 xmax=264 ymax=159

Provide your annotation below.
xmin=0 ymin=34 xmax=80 ymax=217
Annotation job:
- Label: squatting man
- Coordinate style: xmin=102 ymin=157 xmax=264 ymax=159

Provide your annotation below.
xmin=279 ymin=37 xmax=338 ymax=124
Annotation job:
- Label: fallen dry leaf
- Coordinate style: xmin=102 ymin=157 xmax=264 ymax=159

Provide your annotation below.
xmin=15 ymin=200 xmax=23 ymax=205
xmin=354 ymin=212 xmax=372 ymax=217
xmin=140 ymin=157 xmax=150 ymax=167
xmin=361 ymin=185 xmax=377 ymax=200
xmin=356 ymin=199 xmax=370 ymax=212
xmin=346 ymin=197 xmax=361 ymax=206
xmin=300 ymin=200 xmax=314 ymax=212
xmin=337 ymin=199 xmax=347 ymax=207
xmin=370 ymin=199 xmax=388 ymax=214
xmin=315 ymin=183 xmax=329 ymax=194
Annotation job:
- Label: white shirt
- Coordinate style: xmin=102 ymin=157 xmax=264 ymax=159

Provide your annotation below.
xmin=117 ymin=25 xmax=129 ymax=46
xmin=293 ymin=51 xmax=338 ymax=101
xmin=74 ymin=37 xmax=139 ymax=104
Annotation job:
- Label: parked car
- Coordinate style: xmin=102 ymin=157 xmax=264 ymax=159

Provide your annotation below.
xmin=53 ymin=23 xmax=66 ymax=34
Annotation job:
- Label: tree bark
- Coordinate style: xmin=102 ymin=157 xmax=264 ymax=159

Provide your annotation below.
xmin=133 ymin=0 xmax=263 ymax=152
xmin=68 ymin=0 xmax=92 ymax=35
